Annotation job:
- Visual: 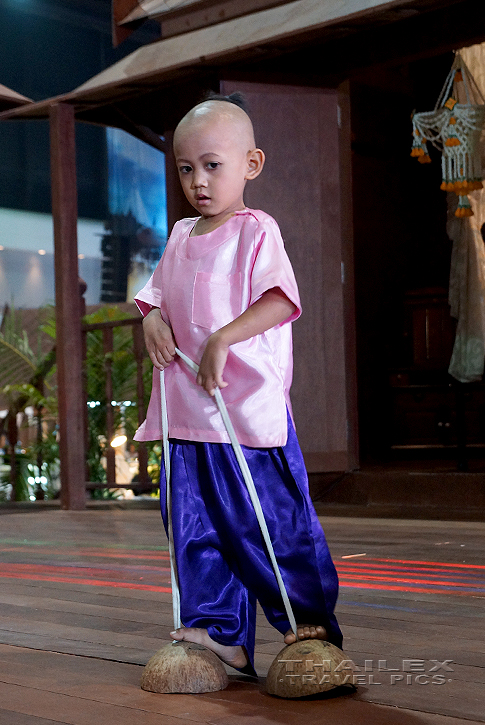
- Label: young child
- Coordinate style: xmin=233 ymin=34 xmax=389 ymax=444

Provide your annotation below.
xmin=134 ymin=93 xmax=342 ymax=676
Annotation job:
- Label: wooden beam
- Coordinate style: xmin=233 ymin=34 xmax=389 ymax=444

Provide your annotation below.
xmin=49 ymin=103 xmax=86 ymax=511
xmin=112 ymin=106 xmax=168 ymax=152
xmin=0 ymin=83 xmax=31 ymax=111
xmin=156 ymin=0 xmax=295 ymax=40
xmin=112 ymin=0 xmax=140 ymax=46
xmin=76 ymin=0 xmax=447 ymax=97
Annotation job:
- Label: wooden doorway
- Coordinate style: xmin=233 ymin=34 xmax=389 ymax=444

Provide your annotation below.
xmin=221 ymin=80 xmax=358 ymax=472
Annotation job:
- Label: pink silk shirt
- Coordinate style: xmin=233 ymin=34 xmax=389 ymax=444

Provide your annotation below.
xmin=133 ymin=208 xmax=301 ymax=447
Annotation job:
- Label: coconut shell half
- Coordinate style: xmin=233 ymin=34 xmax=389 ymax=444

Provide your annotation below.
xmin=265 ymin=640 xmax=356 ymax=698
xmin=141 ymin=640 xmax=229 ymax=694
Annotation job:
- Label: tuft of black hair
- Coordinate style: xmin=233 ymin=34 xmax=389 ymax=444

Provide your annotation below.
xmin=202 ymin=91 xmax=249 ymax=114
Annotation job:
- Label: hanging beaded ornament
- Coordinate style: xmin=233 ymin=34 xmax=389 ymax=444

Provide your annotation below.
xmin=411 ymin=53 xmax=485 ymax=217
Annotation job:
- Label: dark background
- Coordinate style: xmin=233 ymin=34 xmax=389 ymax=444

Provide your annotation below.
xmin=0 ymin=0 xmax=159 ymax=219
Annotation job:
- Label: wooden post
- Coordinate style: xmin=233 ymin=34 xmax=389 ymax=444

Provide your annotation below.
xmin=103 ymin=327 xmax=116 ymax=485
xmin=7 ymin=411 xmax=18 ymax=502
xmin=133 ymin=321 xmax=149 ymax=484
xmin=50 ymin=103 xmax=86 ymax=510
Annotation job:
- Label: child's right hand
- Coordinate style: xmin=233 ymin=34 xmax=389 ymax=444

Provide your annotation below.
xmin=142 ymin=308 xmax=176 ymax=370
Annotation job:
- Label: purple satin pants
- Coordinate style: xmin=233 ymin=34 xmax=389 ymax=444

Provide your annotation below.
xmin=160 ymin=410 xmax=342 ymax=670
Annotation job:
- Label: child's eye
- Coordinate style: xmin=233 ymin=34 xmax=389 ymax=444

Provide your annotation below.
xmin=179 ymin=165 xmax=192 ymax=174
xmin=206 ymin=162 xmax=219 ymax=170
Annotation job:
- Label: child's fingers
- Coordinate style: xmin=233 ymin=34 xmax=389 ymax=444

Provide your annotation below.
xmin=196 ymin=373 xmax=214 ymax=395
xmin=214 ymin=372 xmax=227 ymax=390
xmin=196 ymin=373 xmax=228 ymax=396
xmin=149 ymin=351 xmax=163 ymax=370
xmin=149 ymin=346 xmax=175 ymax=370
xmin=159 ymin=345 xmax=175 ymax=364
xmin=163 ymin=340 xmax=176 ymax=357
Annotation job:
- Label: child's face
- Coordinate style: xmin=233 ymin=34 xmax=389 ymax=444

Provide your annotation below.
xmin=174 ymin=105 xmax=263 ymax=224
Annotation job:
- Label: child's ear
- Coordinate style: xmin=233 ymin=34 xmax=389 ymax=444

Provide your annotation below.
xmin=245 ymin=149 xmax=265 ymax=180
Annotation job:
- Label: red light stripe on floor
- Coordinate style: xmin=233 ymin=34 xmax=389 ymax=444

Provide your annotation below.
xmin=0 ymin=562 xmax=169 ymax=576
xmin=336 ymin=560 xmax=483 ymax=576
xmin=1 ymin=547 xmax=171 ymax=561
xmin=336 ymin=566 xmax=482 ymax=582
xmin=361 ymin=557 xmax=485 ymax=570
xmin=0 ymin=572 xmax=171 ymax=591
xmin=337 ymin=572 xmax=484 ymax=589
xmin=339 ymin=580 xmax=484 ymax=596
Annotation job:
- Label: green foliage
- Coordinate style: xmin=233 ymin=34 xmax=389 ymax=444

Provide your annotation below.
xmin=83 ymin=306 xmax=156 ymax=488
xmin=1 ymin=304 xmax=158 ymax=501
xmin=0 ymin=304 xmax=56 ymax=392
xmin=0 ymin=451 xmax=31 ymax=502
xmin=2 ymin=383 xmax=57 ymax=416
xmin=147 ymin=443 xmax=161 ymax=488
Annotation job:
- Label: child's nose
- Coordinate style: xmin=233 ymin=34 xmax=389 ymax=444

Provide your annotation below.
xmin=191 ymin=168 xmax=207 ymax=188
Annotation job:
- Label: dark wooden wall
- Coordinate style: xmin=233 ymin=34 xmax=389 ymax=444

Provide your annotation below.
xmin=221 ymin=80 xmax=358 ymax=472
xmin=350 ymin=59 xmax=453 ymax=461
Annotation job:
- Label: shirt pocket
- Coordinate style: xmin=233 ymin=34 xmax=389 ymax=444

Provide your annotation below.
xmin=191 ymin=272 xmax=242 ymax=330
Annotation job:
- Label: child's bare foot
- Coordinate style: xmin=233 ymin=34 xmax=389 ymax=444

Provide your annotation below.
xmin=170 ymin=627 xmax=248 ymax=670
xmin=284 ymin=625 xmax=328 ymax=645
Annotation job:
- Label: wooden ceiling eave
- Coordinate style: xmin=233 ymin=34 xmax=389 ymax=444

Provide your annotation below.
xmin=0 ymin=83 xmax=32 ymax=112
xmin=1 ymin=0 xmax=481 ymax=136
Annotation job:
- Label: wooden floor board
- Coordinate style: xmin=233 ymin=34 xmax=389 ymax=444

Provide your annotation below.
xmin=0 ymin=592 xmax=170 ymax=625
xmin=0 ymin=510 xmax=484 ymax=723
xmin=336 ymin=601 xmax=485 ymax=624
xmin=341 ymin=633 xmax=484 ymax=659
xmin=0 ymin=682 xmax=201 ymax=725
xmin=337 ymin=612 xmax=485 ymax=642
xmin=0 ymin=631 xmax=152 ymax=665
xmin=0 ymin=709 xmax=62 ymax=725
xmin=0 ymin=645 xmax=479 ymax=725
xmin=0 ymin=577 xmax=172 ymax=604
xmin=0 ymin=615 xmax=168 ymax=651
xmin=0 ymin=603 xmax=170 ymax=636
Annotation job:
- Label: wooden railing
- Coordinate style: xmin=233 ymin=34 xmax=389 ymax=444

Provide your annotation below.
xmin=81 ymin=317 xmax=157 ymax=492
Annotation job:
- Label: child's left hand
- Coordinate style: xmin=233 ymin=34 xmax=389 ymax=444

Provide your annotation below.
xmin=197 ymin=332 xmax=229 ymax=396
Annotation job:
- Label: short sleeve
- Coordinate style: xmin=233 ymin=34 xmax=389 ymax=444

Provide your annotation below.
xmin=133 ymin=219 xmax=185 ymax=316
xmin=134 ymin=270 xmax=162 ymax=317
xmin=250 ymin=218 xmax=301 ymax=324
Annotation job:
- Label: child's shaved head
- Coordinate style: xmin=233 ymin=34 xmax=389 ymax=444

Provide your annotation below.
xmin=173 ymin=92 xmax=264 ymax=228
xmin=174 ymin=98 xmax=256 ymax=153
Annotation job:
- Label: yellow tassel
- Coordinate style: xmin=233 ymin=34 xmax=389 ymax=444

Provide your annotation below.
xmin=445 ymin=137 xmax=460 ymax=147
xmin=455 ymin=207 xmax=473 ymax=218
xmin=471 ymin=180 xmax=483 ymax=190
xmin=455 ymin=206 xmax=474 ymax=217
xmin=418 ymin=155 xmax=431 ymax=164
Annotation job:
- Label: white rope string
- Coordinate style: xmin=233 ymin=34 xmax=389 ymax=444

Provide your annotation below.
xmin=160 ymin=367 xmax=181 ymax=630
xmin=160 ymin=347 xmax=298 ymax=638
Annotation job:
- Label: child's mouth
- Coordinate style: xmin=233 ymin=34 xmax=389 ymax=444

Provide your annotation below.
xmin=195 ymin=194 xmax=210 ymax=205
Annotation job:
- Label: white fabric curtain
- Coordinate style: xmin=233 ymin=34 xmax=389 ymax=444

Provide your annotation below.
xmin=448 ymin=43 xmax=485 ymax=383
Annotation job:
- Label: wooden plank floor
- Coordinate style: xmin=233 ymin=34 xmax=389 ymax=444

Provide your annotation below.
xmin=0 ymin=508 xmax=483 ymax=725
